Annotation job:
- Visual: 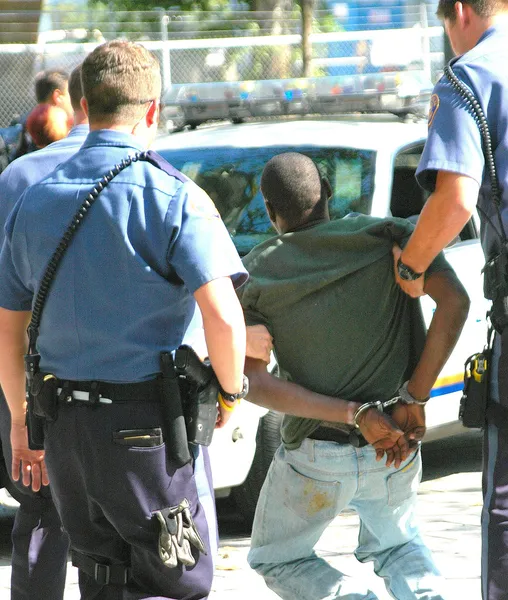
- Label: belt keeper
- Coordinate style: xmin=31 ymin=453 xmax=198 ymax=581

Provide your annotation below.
xmin=58 ymin=381 xmax=74 ymax=405
xmin=88 ymin=381 xmax=101 ymax=406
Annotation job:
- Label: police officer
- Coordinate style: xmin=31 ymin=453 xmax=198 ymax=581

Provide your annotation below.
xmin=0 ymin=63 xmax=87 ymax=600
xmin=0 ymin=40 xmax=248 ymax=600
xmin=391 ymin=3 xmax=508 ymax=598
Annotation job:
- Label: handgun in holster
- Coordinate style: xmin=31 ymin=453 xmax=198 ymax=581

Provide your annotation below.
xmin=174 ymin=345 xmax=219 ymax=447
xmin=459 ymin=350 xmax=490 ymax=429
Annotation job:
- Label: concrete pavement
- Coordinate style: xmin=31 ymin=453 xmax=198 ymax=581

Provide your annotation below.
xmin=0 ymin=436 xmax=483 ymax=599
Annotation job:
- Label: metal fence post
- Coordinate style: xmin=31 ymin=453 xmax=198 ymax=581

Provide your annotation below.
xmin=159 ymin=11 xmax=171 ymax=93
xmin=419 ymin=1 xmax=432 ymax=81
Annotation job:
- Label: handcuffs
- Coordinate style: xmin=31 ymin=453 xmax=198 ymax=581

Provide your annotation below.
xmin=352 ymin=380 xmax=428 ymax=430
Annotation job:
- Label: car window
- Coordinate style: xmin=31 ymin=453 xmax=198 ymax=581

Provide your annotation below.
xmin=390 ymin=146 xmax=477 ymax=241
xmin=158 ymin=145 xmax=375 ymax=255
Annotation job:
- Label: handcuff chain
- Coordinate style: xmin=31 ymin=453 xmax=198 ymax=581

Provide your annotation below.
xmin=352 ymin=392 xmax=422 ymax=429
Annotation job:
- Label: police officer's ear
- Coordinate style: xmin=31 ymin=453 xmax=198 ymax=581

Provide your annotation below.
xmin=80 ymin=97 xmax=89 ymax=119
xmin=145 ymin=99 xmax=160 ymax=128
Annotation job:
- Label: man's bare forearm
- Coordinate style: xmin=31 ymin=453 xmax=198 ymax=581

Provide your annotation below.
xmin=245 ymin=357 xmax=358 ymax=425
xmin=407 ymin=271 xmax=470 ymax=399
xmin=0 ymin=309 xmax=31 ymax=423
xmin=401 ymin=172 xmax=478 ymax=274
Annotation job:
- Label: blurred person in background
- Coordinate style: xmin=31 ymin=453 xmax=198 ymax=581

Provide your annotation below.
xmin=0 ymin=64 xmax=87 ymax=600
xmin=12 ymin=69 xmax=72 ymax=159
xmin=25 ymin=104 xmax=70 ymax=149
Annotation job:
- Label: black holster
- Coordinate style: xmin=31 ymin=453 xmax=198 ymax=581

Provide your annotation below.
xmin=483 ymin=249 xmax=508 ymax=334
xmin=24 ymin=352 xmax=45 ymax=450
xmin=160 ymin=352 xmax=192 ymax=468
xmin=174 ymin=345 xmax=219 ymax=447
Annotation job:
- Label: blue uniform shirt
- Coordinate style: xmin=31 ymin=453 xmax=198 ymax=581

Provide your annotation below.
xmin=0 ymin=125 xmax=89 ymax=248
xmin=0 ymin=129 xmax=247 ymax=382
xmin=416 ymin=23 xmax=508 ymax=260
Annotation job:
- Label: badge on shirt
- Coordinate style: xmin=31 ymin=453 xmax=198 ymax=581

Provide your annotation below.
xmin=428 ymin=94 xmax=440 ymax=128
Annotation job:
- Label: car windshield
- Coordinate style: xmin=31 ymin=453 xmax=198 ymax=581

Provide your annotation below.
xmin=158 ymin=145 xmax=376 ymax=255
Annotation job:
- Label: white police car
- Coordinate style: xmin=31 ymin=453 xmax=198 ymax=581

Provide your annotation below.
xmin=153 ymin=107 xmax=487 ymax=523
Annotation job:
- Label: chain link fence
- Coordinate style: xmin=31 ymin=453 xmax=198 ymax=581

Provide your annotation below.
xmin=0 ymin=7 xmax=444 ymax=127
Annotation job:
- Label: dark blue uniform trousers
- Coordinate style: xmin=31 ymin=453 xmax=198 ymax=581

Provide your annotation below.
xmin=44 ymin=398 xmax=217 ymax=600
xmin=0 ymin=392 xmax=69 ymax=600
xmin=483 ymin=331 xmax=508 ymax=600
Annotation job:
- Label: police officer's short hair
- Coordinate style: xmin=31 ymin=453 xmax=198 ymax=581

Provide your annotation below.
xmin=260 ymin=152 xmax=324 ymax=224
xmin=437 ymin=0 xmax=499 ymax=20
xmin=34 ymin=70 xmax=69 ymax=104
xmin=68 ymin=65 xmax=83 ymax=113
xmin=81 ymin=40 xmax=161 ymax=126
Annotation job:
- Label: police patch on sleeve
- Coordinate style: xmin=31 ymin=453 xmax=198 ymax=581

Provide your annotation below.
xmin=188 ymin=189 xmax=220 ymax=220
xmin=428 ymin=94 xmax=440 ymax=128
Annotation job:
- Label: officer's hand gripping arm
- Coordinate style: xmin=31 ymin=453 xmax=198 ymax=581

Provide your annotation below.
xmin=246 ymin=324 xmax=273 ymax=363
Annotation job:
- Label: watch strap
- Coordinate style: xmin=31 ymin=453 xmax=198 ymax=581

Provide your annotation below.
xmin=219 ymin=375 xmax=249 ymax=402
xmin=397 ymin=257 xmax=423 ymax=281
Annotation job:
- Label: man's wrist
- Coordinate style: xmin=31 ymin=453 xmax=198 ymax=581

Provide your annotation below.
xmin=399 ymin=252 xmax=427 ymax=277
xmin=347 ymin=402 xmax=361 ymax=426
xmin=397 ymin=256 xmax=424 ymax=281
xmin=219 ymin=375 xmax=249 ymax=403
xmin=218 ymin=393 xmax=238 ymax=412
xmin=353 ymin=401 xmax=383 ymax=428
xmin=11 ymin=414 xmax=27 ymax=427
xmin=400 ymin=381 xmax=429 ymax=405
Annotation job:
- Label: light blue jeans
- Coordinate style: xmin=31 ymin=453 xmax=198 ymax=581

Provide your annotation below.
xmin=247 ymin=439 xmax=447 ymax=600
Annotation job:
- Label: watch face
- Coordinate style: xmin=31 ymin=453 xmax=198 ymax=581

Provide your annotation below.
xmin=397 ymin=259 xmax=421 ymax=281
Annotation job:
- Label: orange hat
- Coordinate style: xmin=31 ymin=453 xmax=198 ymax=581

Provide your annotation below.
xmin=26 ymin=103 xmax=71 ymax=148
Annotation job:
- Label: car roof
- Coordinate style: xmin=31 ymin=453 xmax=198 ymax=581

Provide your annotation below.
xmin=154 ymin=116 xmax=428 ymax=154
